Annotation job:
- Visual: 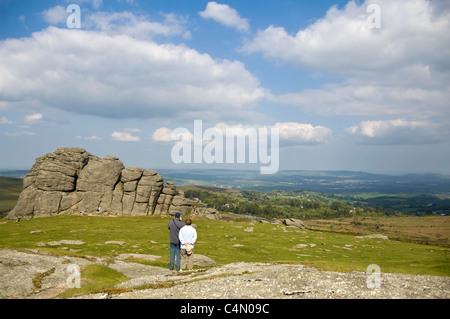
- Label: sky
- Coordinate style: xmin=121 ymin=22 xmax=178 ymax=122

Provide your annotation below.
xmin=0 ymin=0 xmax=449 ymax=174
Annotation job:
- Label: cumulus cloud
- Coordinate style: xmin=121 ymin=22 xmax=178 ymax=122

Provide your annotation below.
xmin=84 ymin=11 xmax=191 ymax=40
xmin=43 ymin=3 xmax=191 ymax=40
xmin=244 ymin=0 xmax=450 ymax=132
xmin=152 ymin=127 xmax=174 ymax=142
xmin=273 ymin=122 xmax=332 ymax=144
xmin=24 ymin=113 xmax=43 ymax=124
xmin=153 ymin=122 xmax=332 ymax=146
xmin=0 ymin=27 xmax=265 ymax=121
xmin=346 ymin=119 xmax=445 ymax=144
xmin=213 ymin=122 xmax=331 ymax=145
xmin=199 ymin=2 xmax=249 ymax=32
xmin=42 ymin=5 xmax=67 ymax=25
xmin=243 ymin=0 xmax=449 ymax=77
xmin=112 ymin=129 xmax=141 ymax=142
xmin=23 ymin=113 xmax=64 ymax=126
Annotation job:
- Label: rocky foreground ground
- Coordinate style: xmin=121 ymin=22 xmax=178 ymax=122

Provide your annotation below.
xmin=0 ymin=249 xmax=448 ymax=299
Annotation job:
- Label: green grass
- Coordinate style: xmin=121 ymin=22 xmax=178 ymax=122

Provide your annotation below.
xmin=56 ymin=264 xmax=129 ymax=298
xmin=0 ymin=215 xmax=448 ymax=277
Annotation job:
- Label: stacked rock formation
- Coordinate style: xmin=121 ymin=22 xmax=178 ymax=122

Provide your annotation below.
xmin=8 ymin=147 xmax=193 ymax=220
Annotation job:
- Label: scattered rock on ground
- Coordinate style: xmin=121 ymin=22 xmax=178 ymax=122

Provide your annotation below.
xmin=356 ymin=234 xmax=389 ymax=240
xmin=109 ymin=262 xmax=450 ymax=299
xmin=45 ymin=240 xmax=85 ymax=246
xmin=104 ymin=241 xmax=127 ymax=246
xmin=193 ymin=254 xmax=216 ymax=267
xmin=116 ymin=253 xmax=161 ymax=261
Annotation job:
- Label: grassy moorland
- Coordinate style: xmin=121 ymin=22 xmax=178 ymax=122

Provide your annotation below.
xmin=0 ymin=214 xmax=448 ymax=277
xmin=0 ymin=175 xmax=448 ymax=280
xmin=305 ymin=216 xmax=450 ymax=247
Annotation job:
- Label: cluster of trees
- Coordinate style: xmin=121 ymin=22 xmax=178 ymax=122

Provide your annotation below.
xmin=184 ymin=188 xmax=402 ymax=220
xmin=185 ymin=189 xmax=233 ymax=209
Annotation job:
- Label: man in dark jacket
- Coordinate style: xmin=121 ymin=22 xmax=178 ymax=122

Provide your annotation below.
xmin=167 ymin=212 xmax=185 ymax=271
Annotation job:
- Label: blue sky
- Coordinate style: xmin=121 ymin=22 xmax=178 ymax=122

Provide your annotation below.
xmin=0 ymin=0 xmax=449 ymax=174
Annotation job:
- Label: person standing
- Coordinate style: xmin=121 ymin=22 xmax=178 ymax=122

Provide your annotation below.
xmin=167 ymin=212 xmax=185 ymax=271
xmin=179 ymin=218 xmax=197 ymax=271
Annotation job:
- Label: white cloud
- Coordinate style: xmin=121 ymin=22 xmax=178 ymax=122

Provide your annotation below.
xmin=23 ymin=113 xmax=63 ymax=126
xmin=4 ymin=131 xmax=35 ymax=137
xmin=273 ymin=122 xmax=332 ymax=144
xmin=112 ymin=130 xmax=140 ymax=142
xmin=0 ymin=27 xmax=265 ymax=121
xmin=243 ymin=0 xmax=450 ymax=77
xmin=152 ymin=127 xmax=195 ymax=144
xmin=0 ymin=116 xmax=13 ymax=124
xmin=213 ymin=122 xmax=331 ymax=144
xmin=42 ymin=5 xmax=67 ymax=25
xmin=42 ymin=6 xmax=191 ymax=40
xmin=244 ymin=0 xmax=450 ymax=129
xmin=152 ymin=127 xmax=173 ymax=142
xmin=153 ymin=122 xmax=332 ymax=146
xmin=24 ymin=113 xmax=43 ymax=124
xmin=346 ymin=119 xmax=444 ymax=144
xmin=84 ymin=11 xmax=191 ymax=40
xmin=199 ymin=2 xmax=249 ymax=32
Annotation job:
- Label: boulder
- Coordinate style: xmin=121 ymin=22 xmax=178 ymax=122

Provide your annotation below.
xmin=121 ymin=167 xmax=144 ymax=183
xmin=34 ymin=162 xmax=77 ymax=191
xmin=169 ymin=195 xmax=193 ymax=216
xmin=283 ymin=218 xmax=305 ymax=229
xmin=192 ymin=207 xmax=221 ymax=220
xmin=154 ymin=181 xmax=177 ymax=215
xmin=76 ymin=156 xmax=124 ymax=193
xmin=193 ymin=254 xmax=216 ymax=267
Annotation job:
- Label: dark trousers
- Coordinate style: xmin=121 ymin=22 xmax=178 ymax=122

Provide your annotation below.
xmin=169 ymin=242 xmax=181 ymax=271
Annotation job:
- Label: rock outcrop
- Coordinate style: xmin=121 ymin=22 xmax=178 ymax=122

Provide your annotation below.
xmin=283 ymin=218 xmax=305 ymax=229
xmin=7 ymin=147 xmax=193 ymax=220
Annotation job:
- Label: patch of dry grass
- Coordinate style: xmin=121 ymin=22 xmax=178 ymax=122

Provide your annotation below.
xmin=304 ymin=216 xmax=450 ymax=247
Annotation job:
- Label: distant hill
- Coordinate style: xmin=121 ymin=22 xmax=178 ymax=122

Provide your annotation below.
xmin=156 ymin=169 xmax=450 ymax=194
xmin=0 ymin=176 xmax=23 ymax=218
xmin=2 ymin=168 xmax=450 ymax=217
xmin=0 ymin=170 xmax=28 ymax=179
xmin=3 ymin=169 xmax=450 ymax=194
